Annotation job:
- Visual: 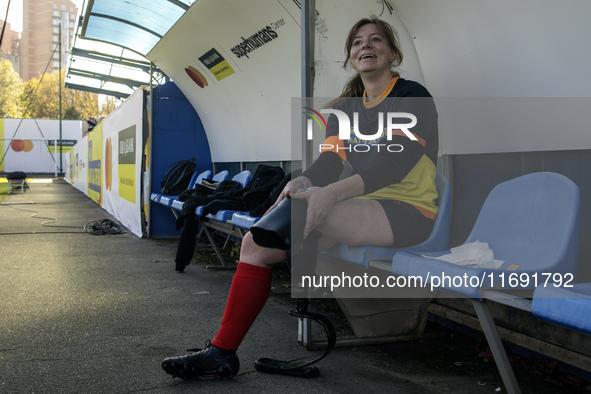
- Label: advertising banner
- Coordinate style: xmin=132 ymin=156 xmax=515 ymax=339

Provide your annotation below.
xmin=87 ymin=123 xmax=103 ymax=205
xmin=117 ymin=125 xmax=137 ymax=204
xmin=71 ymin=135 xmax=88 ymax=194
xmin=0 ymin=119 xmax=82 ymax=173
xmin=65 ymin=152 xmax=71 ymax=183
xmin=101 ymin=89 xmax=146 ymax=237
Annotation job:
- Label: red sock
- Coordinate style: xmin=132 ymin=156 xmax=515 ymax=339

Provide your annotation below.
xmin=211 ymin=262 xmax=272 ymax=351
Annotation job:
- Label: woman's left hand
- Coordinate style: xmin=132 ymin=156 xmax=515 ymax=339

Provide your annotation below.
xmin=290 ymin=186 xmax=337 ymax=238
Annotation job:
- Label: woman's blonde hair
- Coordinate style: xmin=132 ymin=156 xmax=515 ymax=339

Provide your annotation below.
xmin=340 ymin=15 xmax=403 ymax=98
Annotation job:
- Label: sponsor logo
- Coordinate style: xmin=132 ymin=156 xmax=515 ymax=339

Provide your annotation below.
xmin=199 ymin=48 xmax=235 ymax=81
xmin=230 ymin=21 xmax=283 ymax=59
xmin=185 ymin=66 xmax=208 ymax=88
xmin=9 ymin=139 xmax=33 ymax=152
xmin=118 ymin=126 xmax=136 ymax=203
xmin=105 ymin=137 xmax=112 ymax=191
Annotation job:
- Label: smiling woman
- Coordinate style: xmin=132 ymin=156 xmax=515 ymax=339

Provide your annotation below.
xmin=341 ymin=15 xmax=404 ymax=100
xmin=161 ymin=14 xmax=439 ymax=382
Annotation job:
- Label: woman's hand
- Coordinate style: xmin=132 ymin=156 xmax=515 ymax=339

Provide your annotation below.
xmin=290 ymin=185 xmax=337 ymax=238
xmin=264 ymin=176 xmax=312 ymax=216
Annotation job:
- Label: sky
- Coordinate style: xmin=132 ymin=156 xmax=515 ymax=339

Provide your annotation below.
xmin=1 ymin=0 xmax=85 ymax=33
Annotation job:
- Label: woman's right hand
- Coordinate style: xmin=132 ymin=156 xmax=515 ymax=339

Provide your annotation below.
xmin=264 ymin=176 xmax=312 ymax=216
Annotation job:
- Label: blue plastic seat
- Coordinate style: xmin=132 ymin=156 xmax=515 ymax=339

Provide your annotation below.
xmin=188 ymin=170 xmax=242 ymax=215
xmin=158 ymin=170 xmax=212 ymax=208
xmin=170 ymin=170 xmax=227 ymax=212
xmin=231 ymin=170 xmax=251 ymax=188
xmin=150 ymin=192 xmax=162 ymax=203
xmin=212 ymin=170 xmax=229 ymax=182
xmin=197 ymin=170 xmax=251 ymax=268
xmin=391 ymin=172 xmax=580 ymax=299
xmin=156 ymin=171 xmax=199 ymax=207
xmin=169 ymin=170 xmax=213 ymax=212
xmin=390 ymin=172 xmax=580 ymax=393
xmin=231 ymin=212 xmax=261 ymax=230
xmin=195 ymin=170 xmax=212 ymax=185
xmin=532 ymin=283 xmax=591 ymax=336
xmin=206 ymin=170 xmax=252 ymax=222
xmin=320 ymin=172 xmax=452 ymax=269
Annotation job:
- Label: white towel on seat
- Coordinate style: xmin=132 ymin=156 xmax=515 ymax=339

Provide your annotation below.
xmin=423 ymin=241 xmax=504 ymax=269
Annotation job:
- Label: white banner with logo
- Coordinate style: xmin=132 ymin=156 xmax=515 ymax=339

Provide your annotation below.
xmin=70 ymin=135 xmax=88 ymax=194
xmin=101 ymin=89 xmax=146 ymax=237
xmin=0 ymin=119 xmax=82 ymax=174
xmin=147 ymin=0 xmax=302 ymax=163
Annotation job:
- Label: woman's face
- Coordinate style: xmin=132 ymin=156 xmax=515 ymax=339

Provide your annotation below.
xmin=349 ymin=23 xmax=396 ymax=76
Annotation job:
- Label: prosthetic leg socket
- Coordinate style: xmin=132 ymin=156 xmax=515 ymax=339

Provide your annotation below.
xmin=250 ymin=196 xmax=307 ymax=250
xmin=250 ymin=196 xmax=336 ymax=378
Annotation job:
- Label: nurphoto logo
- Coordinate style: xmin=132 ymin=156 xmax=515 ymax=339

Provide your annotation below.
xmin=303 ymin=107 xmax=417 ymax=153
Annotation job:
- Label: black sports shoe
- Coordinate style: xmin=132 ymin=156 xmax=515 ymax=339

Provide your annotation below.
xmin=162 ymin=342 xmax=239 ymax=380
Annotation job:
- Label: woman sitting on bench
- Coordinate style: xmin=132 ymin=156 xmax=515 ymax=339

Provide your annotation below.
xmin=162 ymin=14 xmax=439 ymax=380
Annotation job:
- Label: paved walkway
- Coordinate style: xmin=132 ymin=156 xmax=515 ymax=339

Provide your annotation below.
xmin=0 ymin=178 xmax=585 ymax=393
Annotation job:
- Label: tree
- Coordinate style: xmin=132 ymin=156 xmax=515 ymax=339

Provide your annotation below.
xmin=20 ymin=71 xmax=103 ymax=120
xmin=0 ymin=59 xmax=23 ymax=118
xmin=99 ymin=95 xmax=121 ymax=116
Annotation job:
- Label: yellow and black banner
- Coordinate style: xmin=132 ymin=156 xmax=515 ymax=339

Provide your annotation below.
xmin=118 ymin=125 xmax=136 ymax=204
xmin=199 ymin=48 xmax=235 ymax=81
xmin=87 ymin=125 xmax=103 ymax=205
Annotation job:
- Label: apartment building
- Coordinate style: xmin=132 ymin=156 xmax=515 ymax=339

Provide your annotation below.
xmin=21 ymin=0 xmax=78 ymax=82
xmin=1 ymin=19 xmax=21 ymax=73
xmin=1 ymin=19 xmax=20 ymax=54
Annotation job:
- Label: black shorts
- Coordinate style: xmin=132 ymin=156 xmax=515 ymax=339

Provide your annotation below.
xmin=375 ymin=199 xmax=435 ymax=248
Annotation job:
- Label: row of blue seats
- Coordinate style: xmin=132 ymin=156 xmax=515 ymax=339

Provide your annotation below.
xmin=151 ymin=169 xmax=254 ymax=267
xmin=151 ymin=170 xmax=591 ymax=392
xmin=151 ymin=169 xmax=216 ymax=209
xmin=319 ymin=172 xmax=588 ymax=394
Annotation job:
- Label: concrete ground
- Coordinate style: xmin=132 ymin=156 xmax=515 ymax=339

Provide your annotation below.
xmin=0 ymin=178 xmax=588 ymax=393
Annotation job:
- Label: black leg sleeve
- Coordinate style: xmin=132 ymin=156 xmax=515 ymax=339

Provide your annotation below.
xmin=174 ymin=215 xmax=199 ymax=272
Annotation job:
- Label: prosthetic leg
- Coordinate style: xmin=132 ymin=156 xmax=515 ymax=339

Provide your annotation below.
xmin=250 ymin=197 xmax=336 ymax=378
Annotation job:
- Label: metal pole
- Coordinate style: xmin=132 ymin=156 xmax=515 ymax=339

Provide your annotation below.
xmin=299 ymin=0 xmax=315 ymax=349
xmin=146 ymin=62 xmax=154 ymax=238
xmin=58 ymin=23 xmax=63 ymax=175
xmin=301 ymin=0 xmax=315 ymax=170
xmin=54 ymin=139 xmax=58 ymax=178
xmin=1 ymin=0 xmax=11 ymax=48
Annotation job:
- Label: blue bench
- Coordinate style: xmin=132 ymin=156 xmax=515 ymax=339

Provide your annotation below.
xmin=151 ymin=169 xmax=211 ymax=206
xmin=185 ymin=170 xmax=251 ymax=268
xmin=203 ymin=170 xmax=252 ymax=224
xmin=302 ymin=172 xmax=582 ymax=393
xmin=389 ymin=172 xmax=580 ymax=394
xmin=193 ymin=170 xmax=588 ymax=391
xmin=532 ymin=283 xmax=591 ymax=336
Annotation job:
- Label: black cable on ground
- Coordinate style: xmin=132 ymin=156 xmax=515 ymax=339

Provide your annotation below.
xmin=0 ymin=204 xmax=124 ymax=236
xmin=84 ymin=219 xmax=124 ymax=235
xmin=3 ymin=204 xmax=81 ymax=228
